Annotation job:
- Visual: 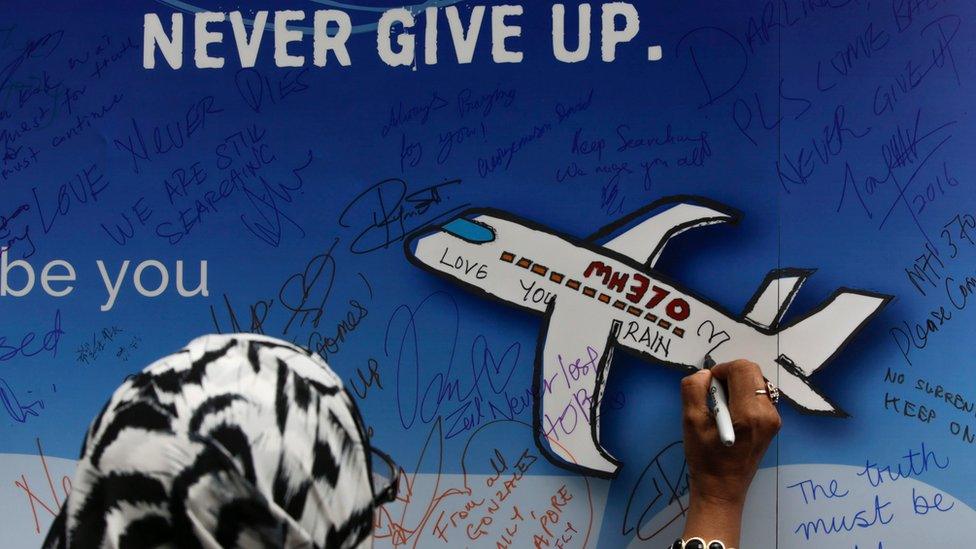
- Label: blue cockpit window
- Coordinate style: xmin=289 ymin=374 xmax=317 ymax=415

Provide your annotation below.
xmin=441 ymin=217 xmax=496 ymax=243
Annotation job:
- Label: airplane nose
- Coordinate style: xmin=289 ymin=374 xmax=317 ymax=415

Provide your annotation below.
xmin=404 ymin=230 xmax=421 ymax=258
xmin=404 ymin=225 xmax=438 ymax=258
xmin=404 ymin=214 xmax=495 ymax=259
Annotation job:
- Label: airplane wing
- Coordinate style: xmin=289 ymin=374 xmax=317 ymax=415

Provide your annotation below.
xmin=534 ymin=300 xmax=622 ymax=477
xmin=587 ymin=196 xmax=740 ymax=268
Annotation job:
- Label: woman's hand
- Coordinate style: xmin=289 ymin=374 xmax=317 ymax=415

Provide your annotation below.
xmin=679 ymin=359 xmax=782 ymax=546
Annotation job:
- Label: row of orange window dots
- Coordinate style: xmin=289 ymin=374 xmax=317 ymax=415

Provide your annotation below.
xmin=500 ymin=251 xmax=685 ymax=338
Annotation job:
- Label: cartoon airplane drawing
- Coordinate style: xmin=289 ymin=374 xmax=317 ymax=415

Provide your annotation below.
xmin=404 ymin=196 xmax=891 ymax=477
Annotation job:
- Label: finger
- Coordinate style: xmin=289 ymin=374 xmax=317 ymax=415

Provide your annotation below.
xmin=680 ymin=369 xmax=712 ymax=425
xmin=710 ymin=360 xmax=763 ymax=401
xmin=710 ymin=359 xmax=770 ymax=418
xmin=762 ymin=403 xmax=783 ymax=437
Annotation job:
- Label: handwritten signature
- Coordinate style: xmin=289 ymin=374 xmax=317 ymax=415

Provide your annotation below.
xmin=385 ymin=291 xmax=527 ymax=438
xmin=622 ymin=440 xmax=689 ymax=542
xmin=0 ymin=377 xmax=44 ymax=423
xmin=338 ymin=177 xmax=468 ymax=254
xmin=210 ymin=238 xmax=372 ymax=360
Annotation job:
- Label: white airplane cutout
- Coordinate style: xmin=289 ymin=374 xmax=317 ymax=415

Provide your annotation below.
xmin=404 ymin=196 xmax=891 ymax=478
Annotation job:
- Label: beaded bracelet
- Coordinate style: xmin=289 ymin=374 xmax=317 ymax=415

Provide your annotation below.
xmin=669 ymin=537 xmax=734 ymax=549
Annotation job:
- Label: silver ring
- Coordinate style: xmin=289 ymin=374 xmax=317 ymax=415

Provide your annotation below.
xmin=756 ymin=381 xmax=780 ymax=404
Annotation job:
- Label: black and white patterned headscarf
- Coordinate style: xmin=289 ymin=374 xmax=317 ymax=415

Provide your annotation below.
xmin=43 ymin=334 xmax=397 ymax=548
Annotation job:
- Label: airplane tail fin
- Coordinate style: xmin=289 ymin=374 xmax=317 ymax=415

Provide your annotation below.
xmin=740 ymin=270 xmax=891 ymax=415
xmin=771 ymin=289 xmax=891 ymax=415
